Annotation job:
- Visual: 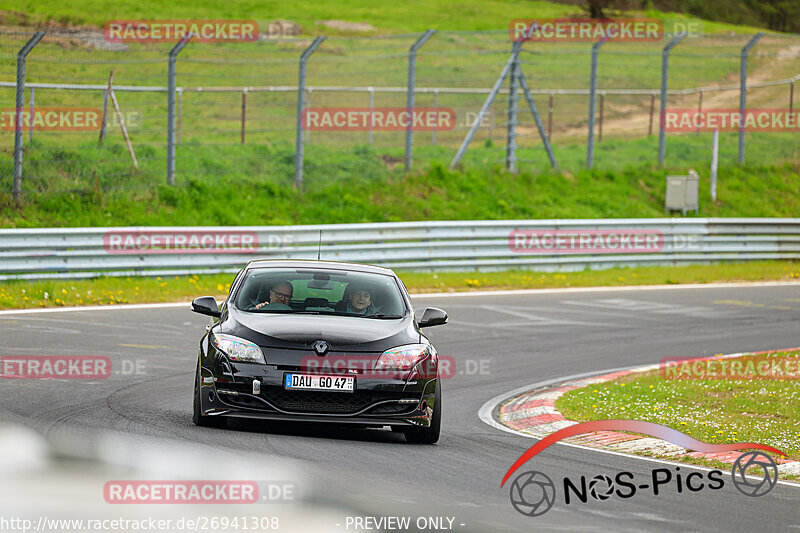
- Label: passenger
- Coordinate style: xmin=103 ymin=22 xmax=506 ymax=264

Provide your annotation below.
xmin=255 ymin=281 xmax=293 ymax=309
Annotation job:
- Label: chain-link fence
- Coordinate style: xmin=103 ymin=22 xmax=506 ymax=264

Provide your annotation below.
xmin=2 ymin=27 xmax=800 ymax=197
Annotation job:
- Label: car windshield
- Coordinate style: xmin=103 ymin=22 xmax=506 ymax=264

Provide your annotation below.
xmin=235 ymin=267 xmax=407 ymax=318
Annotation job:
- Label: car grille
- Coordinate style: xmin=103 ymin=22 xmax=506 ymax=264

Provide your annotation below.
xmin=266 ymin=387 xmax=374 ymax=414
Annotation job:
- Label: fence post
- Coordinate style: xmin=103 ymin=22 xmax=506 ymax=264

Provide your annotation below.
xmin=518 ymin=67 xmax=558 ymax=169
xmin=738 ymin=32 xmax=764 ymax=165
xmin=506 ymin=42 xmax=521 ymax=173
xmin=177 ymin=89 xmax=183 ymax=144
xmin=167 ymin=33 xmax=193 ymax=186
xmin=711 ymin=129 xmax=719 ymax=202
xmin=241 ymin=88 xmax=247 ymax=144
xmin=368 ymin=86 xmax=375 ymax=145
xmin=294 ymin=36 xmax=325 ymax=188
xmin=431 ymin=89 xmax=438 ymax=146
xmin=405 ymin=30 xmax=436 ymax=171
xmin=586 ymin=39 xmax=605 ymax=170
xmin=98 ymin=70 xmax=113 ymax=147
xmin=657 ymin=32 xmax=687 ymax=166
xmin=12 ymin=31 xmax=45 ymax=199
xmin=547 ymin=92 xmax=553 ymax=140
xmin=305 ymin=88 xmax=311 ymax=144
xmin=696 ymin=90 xmax=703 ymax=135
xmin=598 ymin=93 xmax=604 ymax=143
xmin=450 ymin=47 xmax=518 ymax=169
xmin=790 ymin=81 xmax=795 ymax=113
xmin=28 ymin=87 xmax=34 ymax=143
xmin=648 ymin=93 xmax=655 ymax=136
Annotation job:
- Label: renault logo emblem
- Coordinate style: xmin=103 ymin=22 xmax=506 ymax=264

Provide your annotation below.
xmin=313 ymin=340 xmax=329 ymax=356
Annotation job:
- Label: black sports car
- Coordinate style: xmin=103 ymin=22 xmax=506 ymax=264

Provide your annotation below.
xmin=191 ymin=259 xmax=448 ymax=443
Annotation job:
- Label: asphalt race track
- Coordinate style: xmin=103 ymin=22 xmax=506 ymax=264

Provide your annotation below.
xmin=1 ymin=283 xmax=799 ymax=532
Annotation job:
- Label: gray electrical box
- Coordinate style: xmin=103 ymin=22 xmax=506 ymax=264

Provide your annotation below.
xmin=665 ymin=169 xmax=699 ymax=215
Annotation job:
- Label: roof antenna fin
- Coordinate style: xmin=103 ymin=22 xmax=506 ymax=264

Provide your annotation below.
xmin=317 ymin=229 xmax=322 ymax=260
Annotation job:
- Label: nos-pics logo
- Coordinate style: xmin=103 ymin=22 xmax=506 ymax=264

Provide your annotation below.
xmin=502 ymin=420 xmax=782 ymax=517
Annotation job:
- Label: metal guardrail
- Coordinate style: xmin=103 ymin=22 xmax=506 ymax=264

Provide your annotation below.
xmin=0 ymin=218 xmax=798 ymax=280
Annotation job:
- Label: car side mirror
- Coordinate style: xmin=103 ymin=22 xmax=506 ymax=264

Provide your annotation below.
xmin=418 ymin=307 xmax=447 ymax=328
xmin=191 ymin=296 xmax=221 ymax=318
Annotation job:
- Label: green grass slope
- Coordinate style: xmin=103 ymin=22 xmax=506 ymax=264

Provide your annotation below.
xmin=1 ymin=0 xmax=766 ymax=35
xmin=3 ymin=135 xmax=798 ymax=227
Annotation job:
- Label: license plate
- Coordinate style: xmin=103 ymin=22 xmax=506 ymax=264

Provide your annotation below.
xmin=284 ymin=373 xmax=354 ymax=393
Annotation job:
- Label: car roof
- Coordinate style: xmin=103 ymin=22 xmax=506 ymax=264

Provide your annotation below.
xmin=244 ymin=259 xmax=396 ymax=276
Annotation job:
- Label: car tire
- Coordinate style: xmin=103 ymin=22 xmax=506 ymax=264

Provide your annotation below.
xmin=404 ymin=382 xmax=441 ymax=444
xmin=193 ymin=363 xmax=224 ymax=428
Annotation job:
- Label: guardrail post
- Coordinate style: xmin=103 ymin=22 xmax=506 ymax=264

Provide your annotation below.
xmin=405 ymin=30 xmax=436 ymax=171
xmin=294 ymin=36 xmax=325 ymax=189
xmin=12 ymin=31 xmax=45 ymax=199
xmin=738 ymin=32 xmax=764 ymax=165
xmin=657 ymin=32 xmax=687 ymax=166
xmin=167 ymin=33 xmax=193 ymax=186
xmin=586 ymin=39 xmax=605 ymax=169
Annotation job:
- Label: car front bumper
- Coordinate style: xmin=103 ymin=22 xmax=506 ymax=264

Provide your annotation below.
xmin=198 ymin=362 xmax=437 ymax=428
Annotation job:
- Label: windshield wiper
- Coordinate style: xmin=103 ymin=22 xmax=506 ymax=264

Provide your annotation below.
xmin=362 ymin=314 xmax=404 ymax=319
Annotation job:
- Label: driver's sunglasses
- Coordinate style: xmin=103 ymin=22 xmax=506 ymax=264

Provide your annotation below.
xmin=270 ymin=289 xmax=292 ymax=301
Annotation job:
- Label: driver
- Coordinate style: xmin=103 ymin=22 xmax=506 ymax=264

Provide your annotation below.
xmin=344 ymin=285 xmax=375 ymax=315
xmin=255 ymin=281 xmax=293 ymax=309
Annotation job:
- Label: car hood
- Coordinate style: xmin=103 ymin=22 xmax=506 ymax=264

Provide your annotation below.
xmin=224 ymin=307 xmax=419 ymax=354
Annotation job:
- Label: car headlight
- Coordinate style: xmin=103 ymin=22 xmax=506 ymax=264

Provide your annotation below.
xmin=211 ymin=332 xmax=266 ymax=364
xmin=374 ymin=344 xmax=432 ymax=374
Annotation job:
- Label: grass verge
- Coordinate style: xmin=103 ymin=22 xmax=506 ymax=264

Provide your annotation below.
xmin=3 ymin=136 xmax=800 ymax=228
xmin=0 ymin=260 xmax=798 ymax=310
xmin=556 ymin=349 xmax=800 ymax=479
